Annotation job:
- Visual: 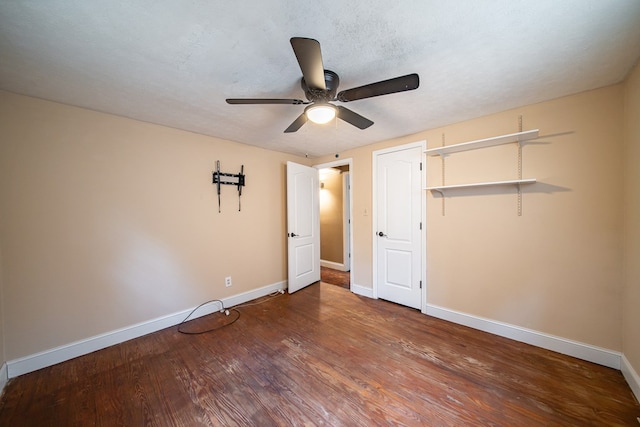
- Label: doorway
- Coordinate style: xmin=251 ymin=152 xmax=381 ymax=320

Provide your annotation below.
xmin=315 ymin=158 xmax=353 ymax=290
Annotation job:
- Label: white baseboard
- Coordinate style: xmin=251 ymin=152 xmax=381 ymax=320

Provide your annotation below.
xmin=7 ymin=281 xmax=286 ymax=378
xmin=320 ymin=260 xmax=347 ymax=271
xmin=351 ymin=283 xmax=374 ymax=298
xmin=0 ymin=362 xmax=8 ymax=395
xmin=621 ymin=354 xmax=640 ymax=404
xmin=426 ymin=304 xmax=621 ymax=370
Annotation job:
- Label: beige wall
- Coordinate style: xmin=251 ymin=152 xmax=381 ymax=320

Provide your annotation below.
xmin=317 ymin=84 xmax=625 ymax=351
xmin=320 ymin=171 xmax=344 ymax=264
xmin=0 ymin=77 xmax=635 ymax=371
xmin=0 ymin=91 xmax=305 ymax=360
xmin=623 ymin=62 xmax=640 ymax=376
xmin=0 ymin=245 xmax=5 ymax=367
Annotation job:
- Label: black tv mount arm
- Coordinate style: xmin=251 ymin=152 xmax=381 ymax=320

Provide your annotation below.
xmin=212 ymin=161 xmax=245 ymax=213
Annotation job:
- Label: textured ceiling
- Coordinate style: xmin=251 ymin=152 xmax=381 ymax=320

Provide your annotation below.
xmin=1 ymin=1 xmax=640 ymax=157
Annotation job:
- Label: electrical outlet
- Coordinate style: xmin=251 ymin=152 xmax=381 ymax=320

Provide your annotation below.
xmin=225 ymin=276 xmax=232 ymax=287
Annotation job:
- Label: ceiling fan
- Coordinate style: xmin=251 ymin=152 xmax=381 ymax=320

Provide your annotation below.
xmin=226 ymin=37 xmax=420 ymax=133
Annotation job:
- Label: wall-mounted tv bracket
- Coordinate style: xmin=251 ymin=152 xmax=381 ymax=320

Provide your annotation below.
xmin=212 ymin=161 xmax=245 ymax=213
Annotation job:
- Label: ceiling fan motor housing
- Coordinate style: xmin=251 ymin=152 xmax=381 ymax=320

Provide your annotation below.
xmin=301 ymin=69 xmax=339 ymax=102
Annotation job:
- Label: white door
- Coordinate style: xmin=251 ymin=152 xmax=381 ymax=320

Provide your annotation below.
xmin=374 ymin=144 xmax=423 ymax=309
xmin=287 ymin=161 xmax=320 ymax=293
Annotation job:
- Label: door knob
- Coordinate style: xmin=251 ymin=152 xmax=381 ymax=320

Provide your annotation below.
xmin=290 ymin=232 xmax=298 ymax=237
xmin=378 ymin=231 xmax=386 ymax=237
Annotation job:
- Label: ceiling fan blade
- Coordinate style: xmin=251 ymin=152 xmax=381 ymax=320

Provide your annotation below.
xmin=336 ymin=73 xmax=419 ymax=102
xmin=290 ymin=37 xmax=326 ymax=90
xmin=226 ymin=98 xmax=306 ymax=105
xmin=284 ymin=113 xmax=308 ymax=133
xmin=337 ymin=106 xmax=373 ymax=130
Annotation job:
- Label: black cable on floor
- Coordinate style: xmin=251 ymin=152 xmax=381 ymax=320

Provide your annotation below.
xmin=177 ymin=290 xmax=285 ymax=335
xmin=177 ymin=299 xmax=240 ymax=335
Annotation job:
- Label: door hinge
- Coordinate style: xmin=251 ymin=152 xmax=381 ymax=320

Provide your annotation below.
xmin=420 ymin=222 xmax=422 ymax=230
xmin=420 ymin=162 xmax=423 ymax=171
xmin=419 ymin=280 xmax=422 ymax=289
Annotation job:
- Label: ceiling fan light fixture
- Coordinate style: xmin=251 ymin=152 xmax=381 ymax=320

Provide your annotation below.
xmin=305 ymin=103 xmax=336 ymax=124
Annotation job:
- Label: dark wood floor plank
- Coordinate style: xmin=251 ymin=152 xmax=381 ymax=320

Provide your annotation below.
xmin=0 ymin=282 xmax=638 ymax=426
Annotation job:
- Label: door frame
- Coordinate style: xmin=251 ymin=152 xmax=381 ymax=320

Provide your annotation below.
xmin=314 ymin=158 xmax=354 ymax=290
xmin=372 ymin=141 xmax=427 ymax=312
xmin=342 ymin=171 xmax=351 ymax=272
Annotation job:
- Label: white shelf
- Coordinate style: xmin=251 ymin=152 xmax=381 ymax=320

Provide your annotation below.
xmin=425 ymin=129 xmax=539 ymax=157
xmin=426 ymin=178 xmax=536 ymax=193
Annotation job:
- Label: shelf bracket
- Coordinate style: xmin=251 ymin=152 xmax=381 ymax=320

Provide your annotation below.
xmin=517 ymin=115 xmax=523 ymax=216
xmin=441 ymin=133 xmax=446 ymax=216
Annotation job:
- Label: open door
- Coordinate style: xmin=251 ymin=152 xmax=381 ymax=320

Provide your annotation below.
xmin=287 ymin=161 xmax=320 ymax=293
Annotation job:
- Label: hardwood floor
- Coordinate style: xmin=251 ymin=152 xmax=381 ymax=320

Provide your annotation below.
xmin=320 ymin=267 xmax=350 ymax=289
xmin=0 ymin=282 xmax=638 ymax=426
